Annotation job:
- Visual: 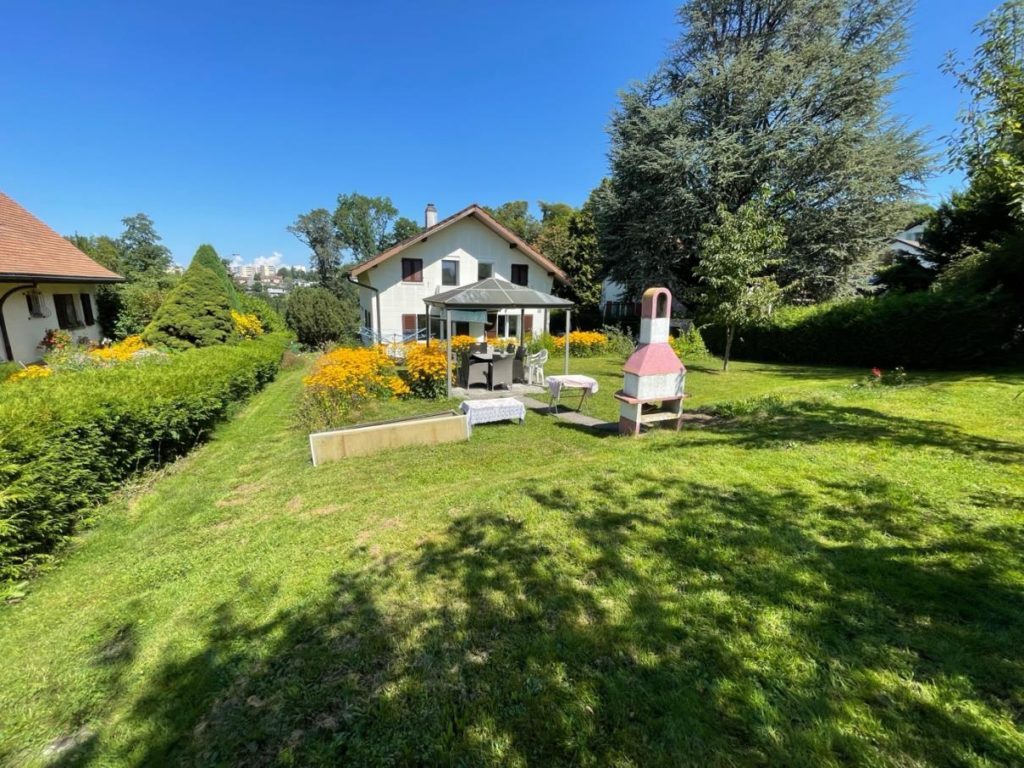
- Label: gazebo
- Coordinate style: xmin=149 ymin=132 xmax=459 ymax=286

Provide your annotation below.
xmin=422 ymin=277 xmax=575 ymax=397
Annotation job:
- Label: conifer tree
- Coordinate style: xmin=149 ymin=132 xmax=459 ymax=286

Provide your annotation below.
xmin=597 ymin=0 xmax=930 ymax=301
xmin=143 ymin=261 xmax=235 ymax=350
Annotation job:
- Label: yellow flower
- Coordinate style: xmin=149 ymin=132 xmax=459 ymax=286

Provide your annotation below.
xmin=8 ymin=365 xmax=52 ymax=382
xmin=554 ymin=331 xmax=608 ymax=355
xmin=231 ymin=311 xmax=264 ymax=339
xmin=89 ymin=335 xmax=149 ymax=363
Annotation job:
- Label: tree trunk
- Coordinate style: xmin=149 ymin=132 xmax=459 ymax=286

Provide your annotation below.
xmin=723 ymin=325 xmax=734 ymax=372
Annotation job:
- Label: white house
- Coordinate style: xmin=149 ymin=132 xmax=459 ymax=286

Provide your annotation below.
xmin=349 ymin=204 xmax=568 ymax=344
xmin=0 ymin=191 xmax=123 ymax=364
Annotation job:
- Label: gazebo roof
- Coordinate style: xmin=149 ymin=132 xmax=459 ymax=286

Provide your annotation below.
xmin=423 ymin=277 xmax=574 ymax=310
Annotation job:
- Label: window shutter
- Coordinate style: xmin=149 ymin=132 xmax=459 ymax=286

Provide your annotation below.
xmin=80 ymin=293 xmax=95 ymax=326
xmin=54 ymin=295 xmax=70 ymax=329
xmin=401 ymin=314 xmax=416 ymax=334
xmin=524 ymin=314 xmax=533 ymax=335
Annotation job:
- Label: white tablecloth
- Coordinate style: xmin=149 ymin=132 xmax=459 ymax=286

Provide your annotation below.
xmin=459 ymin=398 xmax=526 ymax=434
xmin=546 ymin=375 xmax=600 ymax=400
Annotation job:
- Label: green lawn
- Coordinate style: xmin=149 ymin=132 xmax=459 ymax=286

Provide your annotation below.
xmin=2 ymin=356 xmax=1023 ymax=766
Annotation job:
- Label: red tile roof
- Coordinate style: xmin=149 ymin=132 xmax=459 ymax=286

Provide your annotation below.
xmin=0 ymin=192 xmax=124 ymax=282
xmin=348 ymin=203 xmax=569 ymax=283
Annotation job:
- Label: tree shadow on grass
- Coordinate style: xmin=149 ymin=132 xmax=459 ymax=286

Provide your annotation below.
xmin=82 ymin=471 xmax=1024 ymax=766
xmin=682 ymin=398 xmax=1024 ymax=465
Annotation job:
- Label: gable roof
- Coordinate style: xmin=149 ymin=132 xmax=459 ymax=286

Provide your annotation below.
xmin=0 ymin=192 xmax=124 ymax=283
xmin=348 ymin=204 xmax=569 ymax=283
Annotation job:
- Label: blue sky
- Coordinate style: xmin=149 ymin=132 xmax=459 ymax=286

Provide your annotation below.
xmin=0 ymin=1 xmax=999 ymax=268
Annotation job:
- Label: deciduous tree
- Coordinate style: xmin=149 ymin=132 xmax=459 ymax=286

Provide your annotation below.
xmin=484 ymin=201 xmax=541 ymax=244
xmin=288 ymin=208 xmax=342 ymax=290
xmin=118 ymin=213 xmax=172 ymax=278
xmin=692 ymin=191 xmax=787 ymax=371
xmin=332 ymin=192 xmax=400 ymax=262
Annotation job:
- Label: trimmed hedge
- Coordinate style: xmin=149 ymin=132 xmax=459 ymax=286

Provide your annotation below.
xmin=0 ymin=333 xmax=289 ymax=581
xmin=705 ymin=289 xmax=1022 ymax=369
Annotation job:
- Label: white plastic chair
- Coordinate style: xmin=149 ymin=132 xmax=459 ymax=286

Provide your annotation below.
xmin=526 ymin=349 xmax=548 ymax=385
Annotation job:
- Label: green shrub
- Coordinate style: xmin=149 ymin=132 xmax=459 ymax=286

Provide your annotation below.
xmin=285 ymin=287 xmax=354 ymax=348
xmin=670 ymin=326 xmax=711 ymax=361
xmin=240 ymin=294 xmax=287 ymax=333
xmin=527 ymin=331 xmax=557 ymax=356
xmin=143 ymin=263 xmax=236 ymax=350
xmin=601 ymin=325 xmax=636 ymax=358
xmin=0 ymin=333 xmax=288 ymax=581
xmin=705 ymin=287 xmax=1022 ymax=369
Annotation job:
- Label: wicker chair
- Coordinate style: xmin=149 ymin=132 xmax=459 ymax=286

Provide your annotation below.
xmin=489 ymin=355 xmax=514 ymax=391
xmin=513 ymin=346 xmax=527 ymax=383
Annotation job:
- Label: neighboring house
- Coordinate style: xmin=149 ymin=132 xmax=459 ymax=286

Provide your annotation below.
xmin=349 ymin=203 xmax=568 ymax=344
xmin=600 ymin=279 xmax=687 ymax=324
xmin=887 ymin=221 xmax=935 ymax=267
xmin=0 ymin=192 xmax=123 ymax=364
xmin=600 ymin=279 xmax=640 ymax=321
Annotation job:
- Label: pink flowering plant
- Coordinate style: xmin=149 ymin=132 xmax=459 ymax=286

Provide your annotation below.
xmin=859 ymin=366 xmax=909 ymax=388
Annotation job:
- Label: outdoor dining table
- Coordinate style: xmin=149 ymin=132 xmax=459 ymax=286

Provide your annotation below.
xmin=546 ymin=374 xmax=600 ymax=415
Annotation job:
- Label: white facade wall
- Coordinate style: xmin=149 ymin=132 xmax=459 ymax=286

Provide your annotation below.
xmin=0 ymin=282 xmax=105 ymax=363
xmin=358 ymin=217 xmax=557 ymax=343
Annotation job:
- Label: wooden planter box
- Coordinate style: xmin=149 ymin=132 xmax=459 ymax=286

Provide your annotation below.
xmin=309 ymin=410 xmax=470 ymax=465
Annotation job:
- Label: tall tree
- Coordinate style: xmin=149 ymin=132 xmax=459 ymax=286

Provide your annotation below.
xmin=484 ymin=201 xmax=541 ymax=244
xmin=118 ymin=213 xmax=172 ymax=277
xmin=333 ymin=192 xmax=400 ymax=262
xmin=288 ymin=208 xmax=342 ymax=290
xmin=597 ymin=0 xmax=930 ymax=302
xmin=692 ymin=190 xmax=787 ymax=371
xmin=535 ymin=194 xmax=605 ymax=313
xmin=384 ymin=216 xmax=423 ymax=248
xmin=944 ymin=0 xmax=1024 ymax=220
xmin=67 ymin=234 xmax=122 ymax=272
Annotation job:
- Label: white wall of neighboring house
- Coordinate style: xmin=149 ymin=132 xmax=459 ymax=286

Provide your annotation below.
xmin=357 ymin=216 xmax=557 ymax=343
xmin=889 ymin=222 xmax=935 ymax=267
xmin=1 ymin=283 xmax=104 ymax=363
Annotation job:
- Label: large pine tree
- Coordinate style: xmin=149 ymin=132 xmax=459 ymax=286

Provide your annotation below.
xmin=596 ymin=0 xmax=931 ymax=302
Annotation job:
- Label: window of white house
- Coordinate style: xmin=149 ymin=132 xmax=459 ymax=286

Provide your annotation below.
xmin=442 ymin=259 xmax=459 ymax=286
xmin=477 ymin=262 xmax=493 ymax=280
xmin=511 ymin=264 xmax=528 ymax=286
xmin=25 ymin=291 xmax=45 ymax=318
xmin=53 ymin=294 xmax=82 ymax=330
xmin=401 ymin=258 xmax=423 ymax=282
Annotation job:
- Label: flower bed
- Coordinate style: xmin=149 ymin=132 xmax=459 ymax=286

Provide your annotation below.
xmin=300 ymin=346 xmax=409 ymax=431
xmin=0 ymin=333 xmax=289 ymax=581
xmin=404 ymin=343 xmax=449 ymax=399
xmin=553 ymin=331 xmax=609 ymax=357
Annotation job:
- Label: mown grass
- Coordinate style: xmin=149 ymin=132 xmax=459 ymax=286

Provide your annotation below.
xmin=1 ymin=356 xmax=1023 ymax=766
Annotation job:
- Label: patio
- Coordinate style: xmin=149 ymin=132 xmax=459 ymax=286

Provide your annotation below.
xmin=422 ymin=277 xmax=576 ymax=398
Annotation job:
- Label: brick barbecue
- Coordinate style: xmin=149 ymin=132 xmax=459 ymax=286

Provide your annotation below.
xmin=613 ymin=287 xmax=686 ymax=435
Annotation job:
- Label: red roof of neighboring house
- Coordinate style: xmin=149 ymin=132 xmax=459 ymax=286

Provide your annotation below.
xmin=348 ymin=203 xmax=569 ymax=283
xmin=0 ymin=192 xmax=124 ymax=282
